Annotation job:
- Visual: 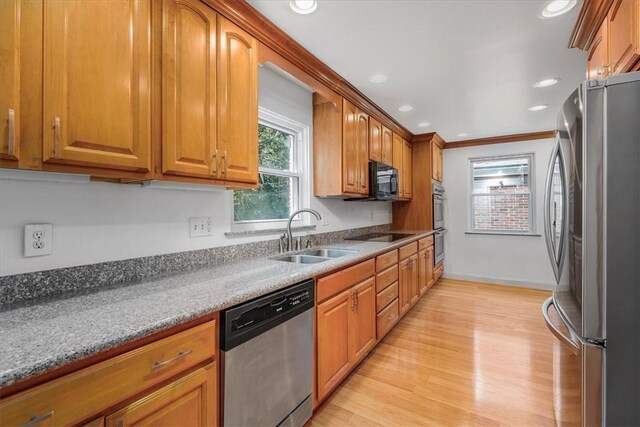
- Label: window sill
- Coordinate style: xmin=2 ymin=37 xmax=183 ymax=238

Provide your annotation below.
xmin=225 ymin=225 xmax=316 ymax=238
xmin=465 ymin=231 xmax=541 ymax=237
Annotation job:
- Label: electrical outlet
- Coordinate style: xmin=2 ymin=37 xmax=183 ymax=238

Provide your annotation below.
xmin=24 ymin=224 xmax=52 ymax=257
xmin=189 ymin=217 xmax=214 ymax=237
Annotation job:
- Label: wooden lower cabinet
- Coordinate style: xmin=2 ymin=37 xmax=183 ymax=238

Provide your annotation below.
xmin=409 ymin=254 xmax=419 ymax=306
xmin=398 ymin=257 xmax=412 ymax=316
xmin=0 ymin=320 xmax=218 ymax=427
xmin=105 ymin=363 xmax=217 ymax=427
xmin=316 ymin=288 xmax=352 ymax=401
xmin=376 ymin=298 xmax=400 ymax=340
xmin=427 ymin=246 xmax=435 ymax=289
xmin=418 ymin=248 xmax=428 ymax=296
xmin=316 ymin=272 xmax=376 ymax=402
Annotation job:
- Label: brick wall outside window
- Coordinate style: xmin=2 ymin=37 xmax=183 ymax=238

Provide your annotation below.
xmin=472 ymin=185 xmax=530 ymax=231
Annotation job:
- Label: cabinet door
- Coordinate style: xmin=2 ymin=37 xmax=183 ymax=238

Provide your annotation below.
xmin=418 ymin=249 xmax=428 ymax=297
xmin=356 ymin=109 xmax=369 ymax=195
xmin=392 ymin=133 xmax=404 ymax=197
xmin=317 ymin=288 xmax=352 ymax=401
xmin=217 ymin=17 xmax=258 ymax=184
xmin=162 ymin=0 xmax=217 ymax=178
xmin=409 ymin=254 xmax=419 ymax=306
xmin=0 ymin=0 xmax=19 ymax=162
xmin=403 ymin=140 xmax=413 ymax=199
xmin=105 ymin=364 xmax=217 ymax=427
xmin=609 ymin=0 xmax=640 ymax=74
xmin=368 ymin=117 xmax=382 ymax=162
xmin=342 ymin=100 xmax=359 ymax=194
xmin=398 ymin=258 xmax=411 ymax=316
xmin=43 ymin=0 xmax=152 ymax=171
xmin=427 ymin=246 xmax=435 ymax=289
xmin=588 ymin=21 xmax=609 ymax=80
xmin=381 ymin=125 xmax=393 ymax=166
xmin=350 ymin=277 xmax=376 ymax=363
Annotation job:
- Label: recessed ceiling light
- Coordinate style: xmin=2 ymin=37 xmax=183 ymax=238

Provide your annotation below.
xmin=369 ymin=74 xmax=388 ymax=83
xmin=398 ymin=105 xmax=413 ymax=112
xmin=417 ymin=121 xmax=431 ymax=128
xmin=456 ymin=133 xmax=469 ymax=138
xmin=533 ymin=78 xmax=560 ymax=88
xmin=528 ymin=104 xmax=549 ymax=111
xmin=289 ymin=0 xmax=317 ymax=15
xmin=541 ymin=0 xmax=577 ymax=18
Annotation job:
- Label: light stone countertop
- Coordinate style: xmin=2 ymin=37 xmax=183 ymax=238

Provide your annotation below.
xmin=0 ymin=230 xmax=434 ymax=389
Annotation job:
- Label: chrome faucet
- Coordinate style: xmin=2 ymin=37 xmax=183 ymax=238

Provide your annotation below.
xmin=284 ymin=208 xmax=322 ymax=252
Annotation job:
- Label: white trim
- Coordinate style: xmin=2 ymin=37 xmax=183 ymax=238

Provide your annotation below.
xmin=468 ymin=152 xmax=536 ymax=233
xmin=231 ymin=107 xmax=311 ymax=231
xmin=442 ymin=272 xmax=555 ymax=291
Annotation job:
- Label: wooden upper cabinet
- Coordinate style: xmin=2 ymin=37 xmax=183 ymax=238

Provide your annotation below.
xmin=217 ymin=17 xmax=258 ymax=184
xmin=392 ymin=133 xmax=404 ymax=197
xmin=162 ymin=0 xmax=217 ymax=179
xmin=350 ymin=277 xmax=376 ymax=363
xmin=105 ymin=364 xmax=217 ymax=427
xmin=316 ymin=287 xmax=352 ymax=401
xmin=381 ymin=125 xmax=393 ymax=166
xmin=42 ymin=0 xmax=152 ymax=172
xmin=608 ymin=0 xmax=640 ymax=74
xmin=403 ymin=140 xmax=412 ymax=199
xmin=0 ymin=0 xmax=20 ymax=163
xmin=356 ymin=109 xmax=369 ymax=195
xmin=342 ymin=99 xmax=359 ymax=194
xmin=588 ymin=21 xmax=609 ymax=80
xmin=369 ymin=117 xmax=382 ymax=163
xmin=432 ymin=143 xmax=443 ymax=182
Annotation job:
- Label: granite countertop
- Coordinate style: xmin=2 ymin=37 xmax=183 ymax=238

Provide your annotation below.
xmin=0 ymin=230 xmax=434 ymax=389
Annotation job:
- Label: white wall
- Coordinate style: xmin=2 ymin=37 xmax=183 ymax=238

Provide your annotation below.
xmin=0 ymin=66 xmax=391 ymax=276
xmin=443 ymin=138 xmax=563 ymax=290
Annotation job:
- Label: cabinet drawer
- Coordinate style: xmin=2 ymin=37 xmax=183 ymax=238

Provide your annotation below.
xmin=376 ymin=298 xmax=399 ymax=340
xmin=0 ymin=321 xmax=216 ymax=427
xmin=375 ymin=250 xmax=398 ymax=272
xmin=398 ymin=242 xmax=418 ymax=260
xmin=418 ymin=236 xmax=434 ymax=251
xmin=317 ymin=259 xmax=375 ymax=302
xmin=376 ymin=281 xmax=398 ymax=312
xmin=376 ymin=265 xmax=398 ymax=293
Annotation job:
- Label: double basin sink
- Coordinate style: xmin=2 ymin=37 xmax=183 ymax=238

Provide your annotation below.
xmin=274 ymin=248 xmax=356 ymax=264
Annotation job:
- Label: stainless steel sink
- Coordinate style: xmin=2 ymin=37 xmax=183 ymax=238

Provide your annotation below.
xmin=274 ymin=254 xmax=331 ymax=264
xmin=299 ymin=248 xmax=356 ymax=258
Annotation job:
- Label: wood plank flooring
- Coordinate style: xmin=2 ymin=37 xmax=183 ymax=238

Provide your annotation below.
xmin=309 ymin=278 xmax=555 ymax=426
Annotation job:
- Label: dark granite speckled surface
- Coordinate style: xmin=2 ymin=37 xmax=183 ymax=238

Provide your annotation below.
xmin=0 ymin=227 xmax=434 ymax=388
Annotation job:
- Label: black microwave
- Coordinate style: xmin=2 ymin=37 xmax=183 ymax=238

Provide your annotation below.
xmin=369 ymin=161 xmax=398 ymax=201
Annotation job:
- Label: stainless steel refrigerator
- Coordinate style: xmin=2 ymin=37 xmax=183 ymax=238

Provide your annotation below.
xmin=542 ymin=72 xmax=640 ymax=426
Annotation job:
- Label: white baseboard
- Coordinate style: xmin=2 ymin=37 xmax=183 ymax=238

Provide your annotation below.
xmin=441 ymin=272 xmax=555 ymax=291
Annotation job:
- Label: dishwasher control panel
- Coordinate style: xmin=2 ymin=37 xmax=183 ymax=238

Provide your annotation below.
xmin=221 ymin=279 xmax=315 ymax=351
xmin=231 ymin=288 xmax=312 ymax=332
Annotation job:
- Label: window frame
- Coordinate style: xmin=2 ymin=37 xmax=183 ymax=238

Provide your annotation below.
xmin=231 ymin=107 xmax=311 ymax=231
xmin=468 ymin=152 xmax=536 ymax=235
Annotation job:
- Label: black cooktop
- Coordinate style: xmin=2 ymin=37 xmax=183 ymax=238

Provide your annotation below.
xmin=345 ymin=232 xmax=415 ymax=242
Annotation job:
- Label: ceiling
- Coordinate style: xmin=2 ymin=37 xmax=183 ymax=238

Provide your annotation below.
xmin=246 ymin=0 xmax=587 ymax=142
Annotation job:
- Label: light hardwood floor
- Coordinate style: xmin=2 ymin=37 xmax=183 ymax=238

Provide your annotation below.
xmin=309 ymin=278 xmax=555 ymax=426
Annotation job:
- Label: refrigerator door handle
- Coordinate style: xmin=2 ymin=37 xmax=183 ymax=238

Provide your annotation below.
xmin=544 ymin=135 xmax=567 ymax=284
xmin=542 ymin=297 xmax=580 ymax=355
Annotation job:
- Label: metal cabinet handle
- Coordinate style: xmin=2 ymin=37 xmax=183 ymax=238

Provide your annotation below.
xmin=542 ymin=297 xmax=580 ymax=355
xmin=152 ymin=350 xmax=192 ymax=372
xmin=7 ymin=109 xmax=15 ymax=156
xmin=22 ymin=411 xmax=54 ymax=427
xmin=221 ymin=149 xmax=227 ymax=178
xmin=53 ymin=117 xmax=61 ymax=158
xmin=387 ymin=293 xmax=394 ymax=301
xmin=351 ymin=290 xmax=356 ymax=310
xmin=386 ymin=314 xmax=394 ymax=322
xmin=211 ymin=148 xmax=218 ymax=176
xmin=354 ymin=289 xmax=359 ymax=309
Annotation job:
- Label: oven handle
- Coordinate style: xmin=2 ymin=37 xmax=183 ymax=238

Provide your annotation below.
xmin=542 ymin=297 xmax=580 ymax=355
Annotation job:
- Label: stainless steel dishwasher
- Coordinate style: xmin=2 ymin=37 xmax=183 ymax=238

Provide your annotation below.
xmin=221 ymin=279 xmax=314 ymax=427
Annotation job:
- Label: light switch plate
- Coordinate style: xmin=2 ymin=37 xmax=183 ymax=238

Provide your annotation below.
xmin=24 ymin=224 xmax=53 ymax=257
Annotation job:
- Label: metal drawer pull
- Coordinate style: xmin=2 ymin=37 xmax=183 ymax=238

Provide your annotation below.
xmin=152 ymin=349 xmax=193 ymax=372
xmin=7 ymin=109 xmax=15 ymax=156
xmin=211 ymin=149 xmax=218 ymax=176
xmin=53 ymin=117 xmax=61 ymax=158
xmin=221 ymin=149 xmax=227 ymax=178
xmin=22 ymin=411 xmax=54 ymax=427
xmin=386 ymin=314 xmax=394 ymax=322
xmin=541 ymin=297 xmax=580 ymax=355
xmin=387 ymin=293 xmax=394 ymax=301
